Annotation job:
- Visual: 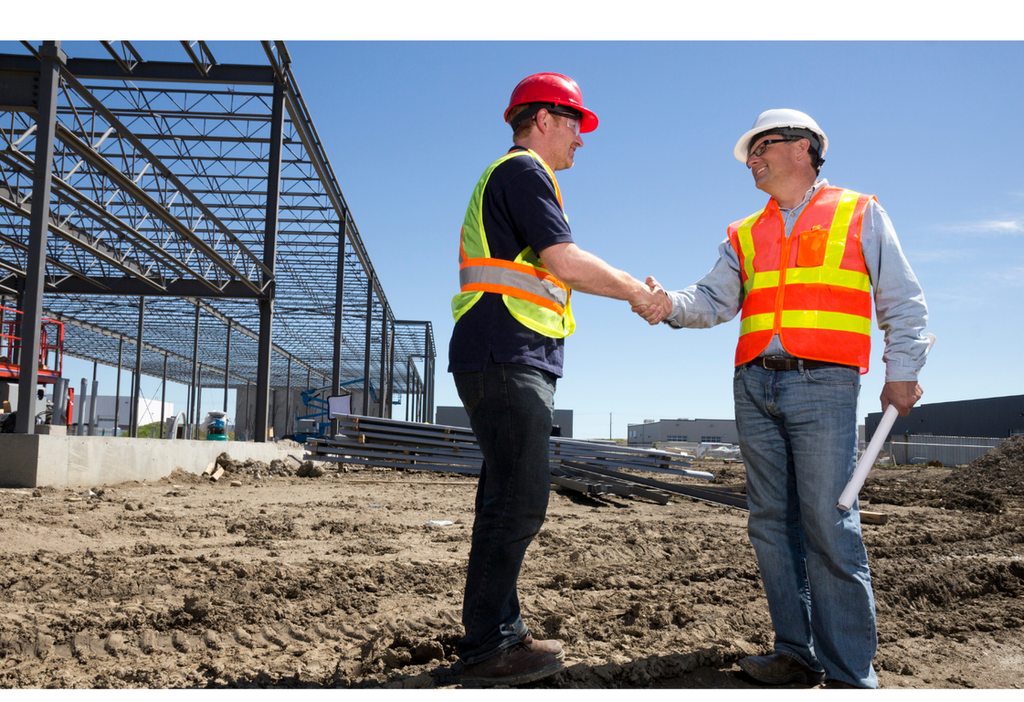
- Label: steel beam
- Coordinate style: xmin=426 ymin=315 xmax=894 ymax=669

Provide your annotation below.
xmin=130 ymin=296 xmax=144 ymax=437
xmin=114 ymin=336 xmax=123 ymax=436
xmin=189 ymin=302 xmax=200 ymax=439
xmin=160 ymin=352 xmax=167 ymax=438
xmin=331 ymin=221 xmax=345 ymax=436
xmin=15 ymin=42 xmax=63 ymax=433
xmin=253 ymin=77 xmax=284 ymax=442
xmin=223 ymin=318 xmax=231 ymax=413
xmin=378 ymin=310 xmax=387 ymax=418
xmin=1 ymin=53 xmax=275 ymax=85
xmin=362 ymin=277 xmax=372 ymax=416
xmin=387 ymin=319 xmax=396 ymax=420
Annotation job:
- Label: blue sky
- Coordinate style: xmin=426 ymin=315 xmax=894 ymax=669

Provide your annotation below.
xmin=6 ymin=8 xmax=1024 ymax=438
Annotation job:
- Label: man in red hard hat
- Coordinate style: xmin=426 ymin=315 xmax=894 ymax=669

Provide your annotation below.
xmin=634 ymin=109 xmax=930 ymax=688
xmin=449 ymin=72 xmax=663 ymax=687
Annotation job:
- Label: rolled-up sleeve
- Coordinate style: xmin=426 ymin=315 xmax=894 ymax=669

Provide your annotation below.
xmin=861 ymin=201 xmax=930 ymax=382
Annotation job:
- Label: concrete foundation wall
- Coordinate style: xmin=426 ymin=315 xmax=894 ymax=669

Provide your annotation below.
xmin=0 ymin=433 xmax=303 ymax=489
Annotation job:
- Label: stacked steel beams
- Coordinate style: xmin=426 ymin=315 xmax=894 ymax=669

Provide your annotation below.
xmin=305 ymin=414 xmax=742 ymax=508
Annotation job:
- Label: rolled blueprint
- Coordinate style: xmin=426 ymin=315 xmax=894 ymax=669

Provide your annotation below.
xmin=837 ymin=333 xmax=936 ymax=512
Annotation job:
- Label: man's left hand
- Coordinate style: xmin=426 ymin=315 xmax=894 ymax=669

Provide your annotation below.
xmin=880 ymin=381 xmax=923 ymax=417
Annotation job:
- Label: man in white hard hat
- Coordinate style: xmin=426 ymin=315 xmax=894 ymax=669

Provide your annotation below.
xmin=634 ymin=109 xmax=930 ymax=689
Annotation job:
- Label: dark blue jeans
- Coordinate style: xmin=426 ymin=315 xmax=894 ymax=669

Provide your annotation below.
xmin=453 ymin=360 xmax=556 ymax=664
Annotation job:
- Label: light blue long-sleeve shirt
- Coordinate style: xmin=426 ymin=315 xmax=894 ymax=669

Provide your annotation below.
xmin=663 ymin=179 xmax=930 ymax=383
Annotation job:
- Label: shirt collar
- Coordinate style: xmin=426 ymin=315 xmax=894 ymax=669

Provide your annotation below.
xmin=778 ymin=178 xmax=829 ymax=213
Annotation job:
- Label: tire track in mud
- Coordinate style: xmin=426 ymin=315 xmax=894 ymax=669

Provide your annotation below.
xmin=3 ymin=463 xmax=1024 ymax=689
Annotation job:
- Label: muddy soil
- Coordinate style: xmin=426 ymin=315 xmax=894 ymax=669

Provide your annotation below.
xmin=0 ymin=441 xmax=1021 ymax=690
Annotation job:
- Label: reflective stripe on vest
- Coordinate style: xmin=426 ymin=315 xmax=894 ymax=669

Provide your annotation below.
xmin=728 ymin=186 xmax=874 ymax=371
xmin=451 ymin=149 xmax=576 ymax=339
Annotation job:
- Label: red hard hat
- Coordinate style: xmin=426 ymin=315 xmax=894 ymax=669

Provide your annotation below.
xmin=504 ymin=72 xmax=599 ymax=133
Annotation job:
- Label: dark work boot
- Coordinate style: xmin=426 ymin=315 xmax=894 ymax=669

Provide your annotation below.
xmin=461 ymin=643 xmax=562 ymax=688
xmin=738 ymin=652 xmax=826 ymax=686
xmin=521 ymin=632 xmax=565 ymax=662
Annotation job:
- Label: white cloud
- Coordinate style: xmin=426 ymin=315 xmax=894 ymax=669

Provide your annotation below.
xmin=993 ymin=267 xmax=1024 ymax=287
xmin=941 ymin=219 xmax=1024 ymax=235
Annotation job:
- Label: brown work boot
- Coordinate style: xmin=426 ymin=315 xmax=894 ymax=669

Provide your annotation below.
xmin=521 ymin=633 xmax=565 ymax=662
xmin=461 ymin=643 xmax=562 ymax=688
xmin=738 ymin=652 xmax=825 ymax=686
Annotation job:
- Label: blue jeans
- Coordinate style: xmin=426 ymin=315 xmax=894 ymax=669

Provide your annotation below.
xmin=452 ymin=360 xmax=556 ymax=664
xmin=734 ymin=362 xmax=878 ymax=689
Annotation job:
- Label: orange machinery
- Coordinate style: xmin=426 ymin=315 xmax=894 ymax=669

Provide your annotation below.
xmin=0 ymin=306 xmax=73 ymax=426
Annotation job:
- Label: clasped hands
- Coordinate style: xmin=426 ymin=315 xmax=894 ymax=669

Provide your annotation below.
xmin=631 ymin=276 xmax=672 ymax=325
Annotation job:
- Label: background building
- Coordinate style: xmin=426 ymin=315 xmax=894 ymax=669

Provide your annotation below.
xmin=866 ymin=394 xmax=1024 ymax=439
xmin=865 ymin=394 xmax=1024 ymax=466
xmin=627 ymin=418 xmax=738 ymax=447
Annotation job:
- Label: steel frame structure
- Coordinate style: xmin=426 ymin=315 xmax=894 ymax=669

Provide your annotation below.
xmin=0 ymin=40 xmax=435 ymax=439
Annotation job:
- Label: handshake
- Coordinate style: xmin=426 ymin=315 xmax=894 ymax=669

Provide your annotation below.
xmin=631 ymin=276 xmax=672 ymax=326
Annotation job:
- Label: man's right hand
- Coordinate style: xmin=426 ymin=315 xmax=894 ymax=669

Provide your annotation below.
xmin=632 ymin=276 xmax=672 ymax=325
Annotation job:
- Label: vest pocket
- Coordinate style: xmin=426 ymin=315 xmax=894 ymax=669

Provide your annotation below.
xmin=796 ymin=227 xmax=829 ymax=267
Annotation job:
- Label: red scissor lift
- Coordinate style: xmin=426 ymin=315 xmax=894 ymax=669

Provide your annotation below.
xmin=0 ymin=306 xmax=73 ymax=426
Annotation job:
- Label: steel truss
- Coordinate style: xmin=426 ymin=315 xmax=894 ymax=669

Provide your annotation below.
xmin=0 ymin=41 xmax=435 ymax=438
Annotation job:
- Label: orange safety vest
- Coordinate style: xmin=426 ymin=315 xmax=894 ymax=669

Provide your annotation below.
xmin=728 ymin=186 xmax=874 ymax=372
xmin=451 ymin=149 xmax=575 ymax=339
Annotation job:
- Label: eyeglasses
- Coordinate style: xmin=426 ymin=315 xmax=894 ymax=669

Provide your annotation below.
xmin=545 ymin=108 xmax=582 ymax=136
xmin=748 ymin=137 xmax=798 ymax=159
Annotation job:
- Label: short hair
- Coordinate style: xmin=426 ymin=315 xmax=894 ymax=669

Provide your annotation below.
xmin=508 ymin=104 xmax=535 ymax=140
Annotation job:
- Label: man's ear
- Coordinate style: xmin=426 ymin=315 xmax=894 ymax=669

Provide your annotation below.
xmin=533 ymin=108 xmax=552 ymax=135
xmin=795 ymin=138 xmax=811 ymax=162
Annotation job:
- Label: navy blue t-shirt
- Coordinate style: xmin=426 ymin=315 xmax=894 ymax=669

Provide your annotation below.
xmin=448 ymin=147 xmax=575 ymax=378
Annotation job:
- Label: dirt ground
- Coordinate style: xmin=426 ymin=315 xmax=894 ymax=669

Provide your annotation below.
xmin=1 ymin=437 xmax=1022 ymax=690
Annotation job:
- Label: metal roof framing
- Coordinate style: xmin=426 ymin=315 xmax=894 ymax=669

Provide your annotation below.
xmin=0 ymin=40 xmax=435 ymax=438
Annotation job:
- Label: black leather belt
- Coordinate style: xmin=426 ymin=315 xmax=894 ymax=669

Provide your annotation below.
xmin=748 ymin=356 xmax=855 ymax=371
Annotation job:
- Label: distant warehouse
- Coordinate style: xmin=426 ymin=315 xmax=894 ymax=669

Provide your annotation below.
xmin=628 ymin=418 xmax=738 ymax=447
xmin=865 ymin=394 xmax=1024 ymax=439
xmin=864 ymin=394 xmax=1024 ymax=466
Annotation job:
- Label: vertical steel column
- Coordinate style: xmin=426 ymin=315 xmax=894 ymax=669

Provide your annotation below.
xmin=223 ymin=318 xmax=231 ymax=413
xmin=405 ymin=357 xmax=412 ymax=422
xmin=423 ymin=326 xmax=431 ymax=424
xmin=362 ymin=279 xmax=373 ymax=416
xmin=416 ymin=372 xmax=422 ymax=423
xmin=114 ymin=337 xmax=123 ymax=436
xmin=189 ymin=302 xmax=200 ymax=440
xmin=378 ymin=313 xmax=387 ymax=418
xmin=428 ymin=355 xmax=435 ymax=424
xmin=331 ymin=221 xmax=346 ymax=435
xmin=160 ymin=352 xmax=167 ymax=439
xmin=387 ymin=320 xmax=396 ymax=419
xmin=197 ymin=367 xmax=203 ymax=435
xmin=90 ymin=360 xmax=97 ymax=435
xmin=130 ymin=296 xmax=145 ymax=437
xmin=244 ymin=381 xmax=252 ymax=440
xmin=76 ymin=378 xmax=87 ymax=436
xmin=285 ymin=356 xmax=292 ymax=437
xmin=255 ymin=76 xmax=285 ymax=442
xmin=88 ymin=379 xmax=99 ymax=436
xmin=15 ymin=42 xmax=64 ymax=434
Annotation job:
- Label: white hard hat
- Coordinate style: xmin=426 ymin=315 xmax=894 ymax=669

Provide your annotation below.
xmin=733 ymin=108 xmax=828 ymax=163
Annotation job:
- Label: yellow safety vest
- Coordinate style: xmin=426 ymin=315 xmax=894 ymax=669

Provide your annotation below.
xmin=451 ymin=149 xmax=576 ymax=339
